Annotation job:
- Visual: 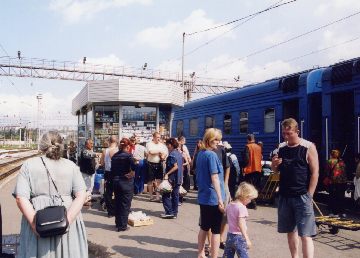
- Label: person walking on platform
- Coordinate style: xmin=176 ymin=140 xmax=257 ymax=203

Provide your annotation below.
xmin=100 ymin=135 xmax=118 ymax=217
xmin=196 ymin=128 xmax=226 ymax=258
xmin=242 ymin=134 xmax=262 ymax=209
xmin=324 ymin=149 xmax=347 ymax=215
xmin=223 ymin=141 xmax=241 ymax=200
xmin=68 ymin=140 xmax=77 ymax=163
xmin=79 ymin=139 xmax=98 ymax=205
xmin=161 ymin=138 xmax=183 ymax=219
xmin=146 ymin=132 xmax=168 ymax=202
xmin=13 ymin=131 xmax=88 ymax=258
xmin=111 ymin=138 xmax=136 ymax=232
xmin=131 ymin=135 xmax=147 ymax=194
xmin=271 ymin=118 xmax=319 ymax=258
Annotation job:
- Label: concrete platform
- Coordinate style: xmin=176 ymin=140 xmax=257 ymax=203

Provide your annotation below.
xmin=1 ymin=173 xmax=360 ymax=257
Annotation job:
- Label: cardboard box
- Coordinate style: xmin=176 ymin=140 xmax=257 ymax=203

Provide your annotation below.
xmin=128 ymin=218 xmax=154 ymax=227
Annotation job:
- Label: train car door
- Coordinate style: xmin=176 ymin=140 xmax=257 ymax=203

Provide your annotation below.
xmin=330 ymin=90 xmax=355 ymax=175
xmin=308 ymin=93 xmax=322 ymax=151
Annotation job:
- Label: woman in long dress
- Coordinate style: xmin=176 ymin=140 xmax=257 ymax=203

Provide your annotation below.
xmin=13 ymin=131 xmax=88 ymax=258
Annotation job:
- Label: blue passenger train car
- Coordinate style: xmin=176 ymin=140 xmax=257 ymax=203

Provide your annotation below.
xmin=172 ymin=57 xmax=360 ymax=179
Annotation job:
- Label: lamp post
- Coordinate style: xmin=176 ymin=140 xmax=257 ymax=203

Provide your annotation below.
xmin=37 ymin=94 xmax=43 ymax=151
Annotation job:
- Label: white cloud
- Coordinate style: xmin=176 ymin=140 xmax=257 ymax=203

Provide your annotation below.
xmin=314 ymin=0 xmax=360 ymax=16
xmin=83 ymin=54 xmax=127 ymax=66
xmin=262 ymin=29 xmax=290 ymax=45
xmin=49 ymin=0 xmax=152 ymax=24
xmin=135 ymin=9 xmax=236 ymax=49
xmin=194 ymin=54 xmax=297 ymax=86
xmin=320 ymin=30 xmax=360 ymax=64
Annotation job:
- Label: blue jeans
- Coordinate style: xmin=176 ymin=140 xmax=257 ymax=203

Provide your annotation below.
xmin=162 ymin=184 xmax=180 ymax=216
xmin=134 ymin=159 xmax=146 ymax=194
xmin=223 ymin=233 xmax=249 ymax=258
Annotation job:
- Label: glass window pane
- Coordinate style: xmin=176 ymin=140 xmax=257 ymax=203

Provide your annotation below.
xmin=224 ymin=114 xmax=232 ymax=135
xmin=176 ymin=120 xmax=184 ymax=136
xmin=264 ymin=108 xmax=275 ymax=133
xmin=190 ymin=118 xmax=198 ymax=136
xmin=240 ymin=112 xmax=248 ymax=134
xmin=205 ymin=116 xmax=215 ymax=129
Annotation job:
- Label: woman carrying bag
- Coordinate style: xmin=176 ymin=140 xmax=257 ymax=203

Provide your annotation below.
xmin=13 ymin=131 xmax=88 ymax=258
xmin=161 ymin=138 xmax=183 ymax=219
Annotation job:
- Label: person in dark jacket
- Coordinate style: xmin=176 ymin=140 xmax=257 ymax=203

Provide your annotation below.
xmin=161 ymin=138 xmax=183 ymax=219
xmin=111 ymin=138 xmax=136 ymax=232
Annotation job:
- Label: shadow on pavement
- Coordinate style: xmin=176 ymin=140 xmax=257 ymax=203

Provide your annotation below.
xmin=84 ymin=220 xmax=117 ymax=231
xmin=314 ymin=232 xmax=360 ymax=251
xmin=118 ymin=235 xmax=197 ymax=250
xmin=112 ymin=245 xmax=196 ymax=258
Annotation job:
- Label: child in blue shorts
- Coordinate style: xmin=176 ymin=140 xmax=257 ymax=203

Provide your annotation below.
xmin=223 ymin=182 xmax=258 ymax=258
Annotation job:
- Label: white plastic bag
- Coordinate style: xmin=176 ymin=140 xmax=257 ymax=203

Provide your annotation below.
xmin=159 ymin=180 xmax=173 ymax=194
xmin=179 ymin=185 xmax=187 ymax=197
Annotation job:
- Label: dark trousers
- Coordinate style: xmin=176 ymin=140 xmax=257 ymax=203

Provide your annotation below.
xmin=244 ymin=172 xmax=261 ymax=207
xmin=104 ymin=171 xmax=114 ymax=215
xmin=113 ymin=177 xmax=134 ymax=229
xmin=134 ymin=159 xmax=146 ymax=194
xmin=162 ymin=184 xmax=180 ymax=216
xmin=329 ymin=183 xmax=347 ymax=214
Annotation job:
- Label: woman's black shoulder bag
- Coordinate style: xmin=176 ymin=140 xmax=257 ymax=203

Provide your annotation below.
xmin=35 ymin=157 xmax=69 ymax=238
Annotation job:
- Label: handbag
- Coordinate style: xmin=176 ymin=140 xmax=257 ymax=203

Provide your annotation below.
xmin=35 ymin=157 xmax=69 ymax=238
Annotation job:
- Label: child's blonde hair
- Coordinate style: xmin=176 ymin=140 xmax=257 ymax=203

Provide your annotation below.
xmin=235 ymin=182 xmax=258 ymax=201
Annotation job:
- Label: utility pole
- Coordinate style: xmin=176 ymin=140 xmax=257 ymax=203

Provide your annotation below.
xmin=37 ymin=94 xmax=43 ymax=151
xmin=182 ymin=32 xmax=186 ymax=102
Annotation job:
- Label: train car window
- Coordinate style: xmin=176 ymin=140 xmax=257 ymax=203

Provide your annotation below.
xmin=240 ymin=112 xmax=248 ymax=134
xmin=224 ymin=114 xmax=232 ymax=135
xmin=331 ymin=62 xmax=353 ymax=85
xmin=205 ymin=116 xmax=215 ymax=129
xmin=176 ymin=120 xmax=184 ymax=136
xmin=264 ymin=108 xmax=275 ymax=133
xmin=190 ymin=118 xmax=198 ymax=136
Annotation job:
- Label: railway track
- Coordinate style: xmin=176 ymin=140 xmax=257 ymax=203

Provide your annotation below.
xmin=0 ymin=151 xmax=40 ymax=182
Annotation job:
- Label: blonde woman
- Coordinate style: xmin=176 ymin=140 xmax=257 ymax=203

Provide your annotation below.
xmin=196 ymin=128 xmax=226 ymax=258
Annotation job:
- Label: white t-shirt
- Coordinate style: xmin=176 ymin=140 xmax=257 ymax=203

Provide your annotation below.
xmin=133 ymin=144 xmax=147 ymax=160
xmin=146 ymin=141 xmax=168 ymax=163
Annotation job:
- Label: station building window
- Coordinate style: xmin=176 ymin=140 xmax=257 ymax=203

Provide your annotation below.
xmin=190 ymin=118 xmax=198 ymax=136
xmin=94 ymin=105 xmax=119 ymax=152
xmin=176 ymin=120 xmax=184 ymax=136
xmin=122 ymin=105 xmax=156 ymax=142
xmin=264 ymin=108 xmax=275 ymax=133
xmin=224 ymin=114 xmax=232 ymax=135
xmin=240 ymin=112 xmax=248 ymax=134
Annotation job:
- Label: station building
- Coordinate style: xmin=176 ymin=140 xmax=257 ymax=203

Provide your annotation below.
xmin=72 ymin=78 xmax=183 ymax=152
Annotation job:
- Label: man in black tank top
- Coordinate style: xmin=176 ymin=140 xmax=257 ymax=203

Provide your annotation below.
xmin=271 ymin=118 xmax=319 ymax=258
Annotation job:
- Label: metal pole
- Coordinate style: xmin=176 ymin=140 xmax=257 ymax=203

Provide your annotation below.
xmin=181 ymin=32 xmax=185 ymax=101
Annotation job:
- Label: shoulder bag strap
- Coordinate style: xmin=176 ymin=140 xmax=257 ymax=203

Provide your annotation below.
xmin=40 ymin=157 xmax=64 ymax=204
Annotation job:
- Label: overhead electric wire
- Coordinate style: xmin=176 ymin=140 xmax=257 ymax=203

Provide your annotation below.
xmin=171 ymin=1 xmax=288 ymax=62
xmin=215 ymin=10 xmax=360 ymax=70
xmin=186 ymin=0 xmax=296 ymax=36
xmin=236 ymin=35 xmax=360 ymax=84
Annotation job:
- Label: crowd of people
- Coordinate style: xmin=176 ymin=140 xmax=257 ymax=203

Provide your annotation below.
xmin=11 ymin=117 xmax=360 ymax=258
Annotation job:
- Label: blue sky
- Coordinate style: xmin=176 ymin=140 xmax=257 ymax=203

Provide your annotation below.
xmin=1 ymin=0 xmax=360 ymax=128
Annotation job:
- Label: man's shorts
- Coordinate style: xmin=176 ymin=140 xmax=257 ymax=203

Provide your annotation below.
xmin=146 ymin=162 xmax=163 ymax=181
xmin=278 ymin=193 xmax=317 ymax=237
xmin=199 ymin=204 xmax=223 ymax=234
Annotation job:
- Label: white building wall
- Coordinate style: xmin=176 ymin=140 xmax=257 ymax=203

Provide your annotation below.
xmin=72 ymin=78 xmax=183 ymax=113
